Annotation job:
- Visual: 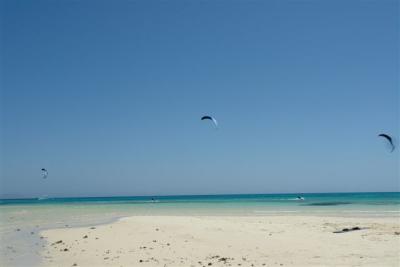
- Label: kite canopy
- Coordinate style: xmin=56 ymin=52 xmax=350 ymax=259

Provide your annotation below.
xmin=201 ymin=116 xmax=218 ymax=128
xmin=378 ymin=134 xmax=395 ymax=152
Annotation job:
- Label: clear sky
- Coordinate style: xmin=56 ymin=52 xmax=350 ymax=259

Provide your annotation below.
xmin=1 ymin=0 xmax=399 ymax=198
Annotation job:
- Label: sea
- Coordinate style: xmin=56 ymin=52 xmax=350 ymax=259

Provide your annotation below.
xmin=0 ymin=192 xmax=399 ymax=266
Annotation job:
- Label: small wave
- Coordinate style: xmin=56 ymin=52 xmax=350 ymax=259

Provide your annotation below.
xmin=304 ymin=202 xmax=352 ymax=206
xmin=341 ymin=210 xmax=400 ymax=213
xmin=134 ymin=200 xmax=160 ymax=203
xmin=253 ymin=210 xmax=300 ymax=213
xmin=262 ymin=198 xmax=305 ymax=201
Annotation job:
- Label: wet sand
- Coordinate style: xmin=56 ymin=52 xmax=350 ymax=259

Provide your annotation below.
xmin=38 ymin=215 xmax=400 ymax=266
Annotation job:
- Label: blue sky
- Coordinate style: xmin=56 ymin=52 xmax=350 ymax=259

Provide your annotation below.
xmin=1 ymin=0 xmax=399 ymax=198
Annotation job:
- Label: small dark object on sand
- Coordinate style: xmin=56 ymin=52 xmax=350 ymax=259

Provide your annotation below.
xmin=52 ymin=240 xmax=63 ymax=245
xmin=394 ymin=232 xmax=400 ymax=235
xmin=83 ymin=235 xmax=88 ymax=239
xmin=72 ymin=264 xmax=77 ymax=266
xmin=155 ymin=228 xmax=159 ymax=231
xmin=63 ymin=248 xmax=69 ymax=252
xmin=139 ymin=259 xmax=143 ymax=263
xmin=333 ymin=227 xmax=362 ymax=233
xmin=208 ymin=263 xmax=212 ymax=266
xmin=90 ymin=227 xmax=96 ymax=229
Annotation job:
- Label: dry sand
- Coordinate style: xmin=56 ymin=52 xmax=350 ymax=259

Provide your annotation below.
xmin=40 ymin=216 xmax=400 ymax=267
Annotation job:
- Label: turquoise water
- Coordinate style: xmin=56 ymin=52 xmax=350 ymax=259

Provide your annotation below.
xmin=2 ymin=192 xmax=400 ymax=209
xmin=2 ymin=192 xmax=400 ymax=205
xmin=1 ymin=192 xmax=400 ymax=228
xmin=0 ymin=192 xmax=399 ymax=266
xmin=2 ymin=192 xmax=399 ymax=238
xmin=1 ymin=192 xmax=400 ymax=214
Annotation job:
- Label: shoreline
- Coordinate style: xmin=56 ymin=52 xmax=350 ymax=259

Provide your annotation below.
xmin=1 ymin=200 xmax=399 ymax=267
xmin=38 ymin=214 xmax=400 ymax=266
xmin=0 ymin=215 xmax=126 ymax=267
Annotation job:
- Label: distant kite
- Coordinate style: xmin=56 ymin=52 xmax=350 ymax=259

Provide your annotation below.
xmin=378 ymin=134 xmax=395 ymax=152
xmin=201 ymin=116 xmax=218 ymax=128
xmin=41 ymin=168 xmax=48 ymax=179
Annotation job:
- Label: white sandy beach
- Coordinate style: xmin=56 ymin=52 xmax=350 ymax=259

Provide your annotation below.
xmin=39 ymin=215 xmax=400 ymax=267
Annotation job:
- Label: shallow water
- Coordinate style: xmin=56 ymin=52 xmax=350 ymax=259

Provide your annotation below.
xmin=1 ymin=192 xmax=400 ymax=233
